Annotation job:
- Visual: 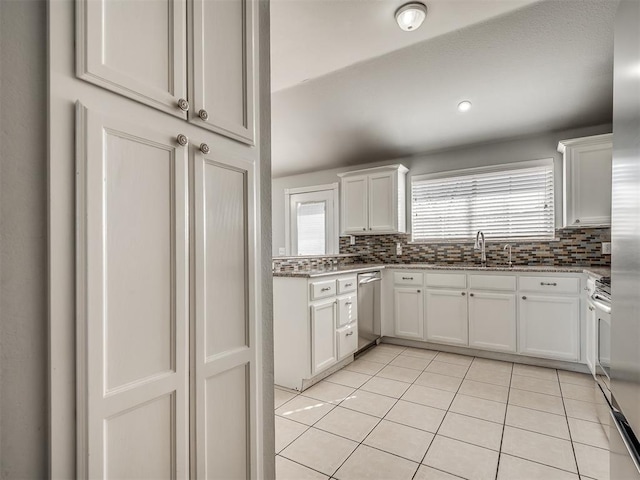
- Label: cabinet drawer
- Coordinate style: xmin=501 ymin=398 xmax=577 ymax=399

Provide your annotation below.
xmin=337 ymin=295 xmax=358 ymax=327
xmin=468 ymin=274 xmax=516 ymax=291
xmin=519 ymin=276 xmax=580 ymax=294
xmin=338 ymin=277 xmax=357 ymax=294
xmin=310 ymin=280 xmax=337 ymax=300
xmin=426 ymin=273 xmax=466 ymax=289
xmin=337 ymin=323 xmax=358 ymax=359
xmin=394 ymin=272 xmax=423 ymax=285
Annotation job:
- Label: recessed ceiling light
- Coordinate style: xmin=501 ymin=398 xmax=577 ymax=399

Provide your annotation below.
xmin=458 ymin=100 xmax=472 ymax=112
xmin=395 ymin=2 xmax=427 ymax=32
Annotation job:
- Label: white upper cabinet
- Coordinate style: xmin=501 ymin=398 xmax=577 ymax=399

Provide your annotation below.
xmin=341 ymin=175 xmax=369 ymax=233
xmin=559 ymin=133 xmax=613 ymax=227
xmin=77 ymin=0 xmax=255 ymax=144
xmin=77 ymin=0 xmax=188 ymax=118
xmin=191 ymin=0 xmax=255 ymax=144
xmin=338 ymin=165 xmax=408 ymax=235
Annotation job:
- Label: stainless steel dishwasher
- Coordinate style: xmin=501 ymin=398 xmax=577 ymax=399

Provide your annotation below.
xmin=357 ymin=271 xmax=382 ymax=353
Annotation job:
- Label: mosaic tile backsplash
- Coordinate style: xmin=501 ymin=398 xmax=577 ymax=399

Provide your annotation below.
xmin=339 ymin=228 xmax=611 ymax=267
xmin=272 ymin=228 xmax=611 ymax=272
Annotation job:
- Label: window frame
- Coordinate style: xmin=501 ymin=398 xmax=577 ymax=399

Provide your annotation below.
xmin=410 ymin=159 xmax=556 ymax=243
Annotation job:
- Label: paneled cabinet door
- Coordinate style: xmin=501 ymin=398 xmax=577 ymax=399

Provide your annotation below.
xmin=425 ymin=290 xmax=468 ymax=346
xmin=394 ymin=288 xmax=424 ymax=340
xmin=586 ymin=303 xmax=597 ymax=375
xmin=368 ymin=171 xmax=395 ymax=232
xmin=76 ymin=0 xmax=188 ymax=118
xmin=193 ymin=147 xmax=258 ymax=479
xmin=191 ymin=0 xmax=256 ymax=144
xmin=519 ymin=295 xmax=580 ymax=361
xmin=311 ymin=301 xmax=338 ymax=375
xmin=76 ymin=105 xmax=189 ymax=478
xmin=468 ymin=292 xmax=516 ymax=352
xmin=342 ymin=175 xmax=369 ymax=233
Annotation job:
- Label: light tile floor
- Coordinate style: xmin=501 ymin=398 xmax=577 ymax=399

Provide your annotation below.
xmin=275 ymin=344 xmax=610 ymax=480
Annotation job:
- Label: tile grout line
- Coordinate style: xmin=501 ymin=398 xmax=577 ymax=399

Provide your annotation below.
xmin=558 ymin=377 xmax=583 ymax=478
xmin=494 ymin=361 xmax=515 ymax=480
xmin=412 ymin=352 xmax=475 ymax=479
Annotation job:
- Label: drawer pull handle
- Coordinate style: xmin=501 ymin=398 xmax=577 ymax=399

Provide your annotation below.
xmin=402 ymin=277 xmax=414 ymax=280
xmin=522 ymin=296 xmax=527 ymax=300
xmin=346 ymin=331 xmax=354 ymax=336
xmin=321 ymin=287 xmax=332 ymax=292
xmin=540 ymin=282 xmax=557 ymax=286
xmin=345 ymin=283 xmax=353 ymax=287
xmin=345 ymin=301 xmax=352 ymax=306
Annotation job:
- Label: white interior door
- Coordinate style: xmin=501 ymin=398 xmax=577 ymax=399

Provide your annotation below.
xmin=194 ymin=147 xmax=258 ymax=478
xmin=76 ymin=105 xmax=189 ymax=478
xmin=77 ymin=0 xmax=187 ymax=117
xmin=288 ymin=190 xmax=337 ymax=256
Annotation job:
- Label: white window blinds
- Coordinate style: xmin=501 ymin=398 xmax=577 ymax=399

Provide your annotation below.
xmin=411 ymin=160 xmax=555 ymax=241
xmin=296 ymin=201 xmax=327 ymax=255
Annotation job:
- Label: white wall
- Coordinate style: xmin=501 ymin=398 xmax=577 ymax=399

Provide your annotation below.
xmin=272 ymin=123 xmax=612 ymax=255
xmin=0 ymin=0 xmax=48 ymax=477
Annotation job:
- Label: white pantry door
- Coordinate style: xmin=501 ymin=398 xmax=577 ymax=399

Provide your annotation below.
xmin=193 ymin=147 xmax=258 ymax=478
xmin=76 ymin=105 xmax=189 ymax=478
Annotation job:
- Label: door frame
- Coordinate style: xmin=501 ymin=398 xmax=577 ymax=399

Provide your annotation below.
xmin=284 ymin=183 xmax=339 ymax=256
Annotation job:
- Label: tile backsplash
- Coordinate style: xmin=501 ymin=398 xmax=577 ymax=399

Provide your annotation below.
xmin=339 ymin=228 xmax=611 ymax=267
xmin=271 ymin=228 xmax=611 ymax=272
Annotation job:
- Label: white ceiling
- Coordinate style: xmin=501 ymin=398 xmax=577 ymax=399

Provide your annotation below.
xmin=270 ymin=0 xmax=540 ymax=92
xmin=270 ymin=0 xmax=617 ymax=178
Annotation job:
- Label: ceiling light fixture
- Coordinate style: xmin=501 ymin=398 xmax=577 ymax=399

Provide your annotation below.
xmin=395 ymin=2 xmax=427 ymax=32
xmin=457 ymin=100 xmax=472 ymax=112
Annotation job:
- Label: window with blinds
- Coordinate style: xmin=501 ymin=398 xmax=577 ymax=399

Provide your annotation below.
xmin=411 ymin=160 xmax=555 ymax=241
xmin=296 ymin=201 xmax=327 ymax=255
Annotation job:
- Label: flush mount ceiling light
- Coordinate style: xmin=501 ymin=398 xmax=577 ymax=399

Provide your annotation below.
xmin=457 ymin=100 xmax=472 ymax=112
xmin=395 ymin=2 xmax=428 ymax=32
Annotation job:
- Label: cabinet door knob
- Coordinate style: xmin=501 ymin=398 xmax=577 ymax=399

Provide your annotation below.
xmin=200 ymin=143 xmax=210 ymax=154
xmin=199 ymin=109 xmax=209 ymax=121
xmin=469 ymin=293 xmax=474 ymax=297
xmin=417 ymin=290 xmax=421 ymax=293
xmin=461 ymin=292 xmax=466 ymax=296
xmin=177 ymin=98 xmax=189 ymax=111
xmin=362 ymin=228 xmax=366 ymax=231
xmin=176 ymin=134 xmax=188 ymax=146
xmin=522 ymin=296 xmax=527 ymax=300
xmin=575 ymin=219 xmax=581 ymax=223
xmin=589 ymin=306 xmax=595 ymax=311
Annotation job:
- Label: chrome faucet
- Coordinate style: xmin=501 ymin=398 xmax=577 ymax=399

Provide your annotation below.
xmin=503 ymin=244 xmax=513 ymax=267
xmin=474 ymin=231 xmax=486 ymax=266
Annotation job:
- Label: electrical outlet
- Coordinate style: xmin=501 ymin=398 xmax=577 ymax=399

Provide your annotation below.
xmin=349 ymin=235 xmax=356 ymax=246
xmin=602 ymin=242 xmax=612 ymax=255
xmin=396 ymin=243 xmax=403 ymax=256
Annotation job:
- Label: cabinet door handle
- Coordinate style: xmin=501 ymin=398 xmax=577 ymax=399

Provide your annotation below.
xmin=417 ymin=290 xmax=421 ymax=293
xmin=321 ymin=287 xmax=332 ymax=292
xmin=540 ymin=282 xmax=557 ymax=286
xmin=345 ymin=301 xmax=352 ymax=306
xmin=469 ymin=293 xmax=474 ymax=297
xmin=522 ymin=296 xmax=527 ymax=300
xmin=589 ymin=306 xmax=595 ymax=311
xmin=402 ymin=277 xmax=414 ymax=280
xmin=461 ymin=292 xmax=466 ymax=296
xmin=177 ymin=98 xmax=189 ymax=111
xmin=362 ymin=228 xmax=366 ymax=231
xmin=345 ymin=283 xmax=353 ymax=287
xmin=346 ymin=331 xmax=354 ymax=336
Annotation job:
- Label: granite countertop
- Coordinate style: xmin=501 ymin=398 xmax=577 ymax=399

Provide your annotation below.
xmin=272 ymin=263 xmax=610 ymax=279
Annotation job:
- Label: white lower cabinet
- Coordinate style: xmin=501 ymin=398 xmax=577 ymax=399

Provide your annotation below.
xmin=519 ymin=295 xmax=580 ymax=361
xmin=311 ymin=300 xmax=338 ymax=375
xmin=425 ymin=289 xmax=468 ymax=346
xmin=585 ymin=301 xmax=597 ymax=375
xmin=394 ymin=287 xmax=424 ymax=340
xmin=468 ymin=292 xmax=517 ymax=352
xmin=337 ymin=323 xmax=358 ymax=359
